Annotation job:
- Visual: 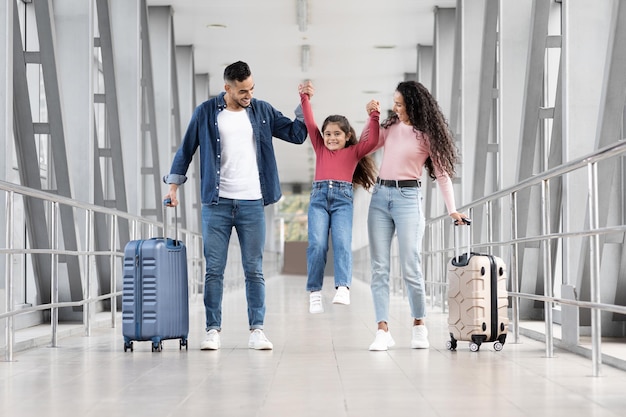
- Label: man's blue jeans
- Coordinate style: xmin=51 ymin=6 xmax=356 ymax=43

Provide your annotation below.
xmin=202 ymin=198 xmax=265 ymax=331
xmin=306 ymin=180 xmax=353 ymax=291
xmin=367 ymin=184 xmax=425 ymax=323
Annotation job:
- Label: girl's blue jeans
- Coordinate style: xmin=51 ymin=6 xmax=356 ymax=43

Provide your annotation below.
xmin=306 ymin=180 xmax=353 ymax=291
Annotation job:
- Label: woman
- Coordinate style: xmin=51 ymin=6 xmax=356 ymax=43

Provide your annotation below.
xmin=365 ymin=81 xmax=467 ymax=351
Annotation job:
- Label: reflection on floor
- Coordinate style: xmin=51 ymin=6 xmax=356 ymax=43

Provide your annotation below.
xmin=2 ymin=274 xmax=626 ymax=417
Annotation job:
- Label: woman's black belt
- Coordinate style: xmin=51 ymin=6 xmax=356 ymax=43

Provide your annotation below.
xmin=376 ymin=177 xmax=421 ymax=188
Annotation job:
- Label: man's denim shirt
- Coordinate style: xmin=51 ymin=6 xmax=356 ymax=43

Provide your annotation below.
xmin=164 ymin=92 xmax=307 ymax=206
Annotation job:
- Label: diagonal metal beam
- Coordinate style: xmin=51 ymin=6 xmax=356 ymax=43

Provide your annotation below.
xmin=92 ymin=0 xmax=130 ymax=297
xmin=513 ymin=0 xmax=551 ymax=320
xmin=168 ymin=22 xmax=186 ymax=229
xmin=95 ymin=0 xmax=130 ymax=243
xmin=12 ymin=4 xmax=52 ymax=304
xmin=517 ymin=0 xmax=551 ymax=185
xmin=472 ymin=0 xmax=499 ymax=202
xmin=33 ymin=0 xmax=83 ymax=304
xmin=576 ymin=0 xmax=626 ymax=324
xmin=139 ymin=0 xmax=162 ymax=221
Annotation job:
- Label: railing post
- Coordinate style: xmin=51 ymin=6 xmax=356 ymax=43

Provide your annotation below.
xmin=541 ymin=180 xmax=554 ymax=358
xmin=84 ymin=209 xmax=92 ymax=336
xmin=439 ymin=220 xmax=448 ymax=313
xmin=510 ymin=192 xmax=520 ymax=344
xmin=588 ymin=162 xmax=602 ymax=376
xmin=111 ymin=214 xmax=118 ymax=327
xmin=486 ymin=200 xmax=493 ymax=255
xmin=50 ymin=202 xmax=59 ymax=348
xmin=427 ymin=223 xmax=434 ymax=309
xmin=5 ymin=191 xmax=15 ymax=361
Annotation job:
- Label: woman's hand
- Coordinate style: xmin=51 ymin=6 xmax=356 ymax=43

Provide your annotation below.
xmin=366 ymin=100 xmax=380 ymax=115
xmin=450 ymin=212 xmax=470 ymax=225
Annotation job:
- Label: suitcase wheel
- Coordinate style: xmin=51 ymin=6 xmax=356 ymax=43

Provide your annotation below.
xmin=151 ymin=341 xmax=163 ymax=352
xmin=180 ymin=339 xmax=188 ymax=351
xmin=123 ymin=341 xmax=134 ymax=352
xmin=493 ymin=341 xmax=504 ymax=351
xmin=469 ymin=342 xmax=480 ymax=352
xmin=447 ymin=333 xmax=458 ymax=351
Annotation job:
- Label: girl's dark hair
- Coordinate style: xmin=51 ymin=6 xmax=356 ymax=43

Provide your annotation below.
xmin=224 ymin=61 xmax=251 ymax=83
xmin=321 ymin=115 xmax=377 ymax=190
xmin=381 ymin=81 xmax=458 ymax=181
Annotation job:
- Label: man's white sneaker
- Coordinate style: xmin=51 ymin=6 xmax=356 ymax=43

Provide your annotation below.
xmin=200 ymin=329 xmax=220 ymax=350
xmin=368 ymin=329 xmax=395 ymax=351
xmin=332 ymin=286 xmax=350 ymax=305
xmin=309 ymin=291 xmax=324 ymax=314
xmin=248 ymin=329 xmax=273 ymax=350
xmin=411 ymin=324 xmax=430 ymax=349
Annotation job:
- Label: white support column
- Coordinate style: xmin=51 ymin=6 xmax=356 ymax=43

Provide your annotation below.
xmin=195 ymin=73 xmax=210 ymax=105
xmin=53 ymin=0 xmax=93 ymax=205
xmin=0 ymin=0 xmax=14 ymax=352
xmin=563 ymin=1 xmax=614 ymax=332
xmin=176 ymin=46 xmax=194 ymax=130
xmin=109 ymin=0 xmax=142 ymax=216
xmin=0 ymin=0 xmax=12 ymax=183
xmin=175 ymin=45 xmax=200 ymax=232
xmin=459 ymin=0 xmax=485 ymax=206
xmin=417 ymin=44 xmax=433 ymax=93
xmin=430 ymin=7 xmax=457 ymax=220
xmin=148 ymin=6 xmax=176 ymax=193
xmin=499 ymin=1 xmax=533 ymax=191
xmin=432 ymin=7 xmax=456 ymax=117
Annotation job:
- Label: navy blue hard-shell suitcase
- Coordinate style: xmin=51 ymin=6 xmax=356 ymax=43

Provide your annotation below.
xmin=122 ymin=206 xmax=189 ymax=352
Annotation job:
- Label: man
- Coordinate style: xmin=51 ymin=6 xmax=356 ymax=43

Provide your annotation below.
xmin=163 ymin=61 xmax=311 ymax=350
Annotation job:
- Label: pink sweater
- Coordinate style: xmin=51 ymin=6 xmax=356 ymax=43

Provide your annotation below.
xmin=300 ymin=93 xmax=380 ymax=182
xmin=370 ymin=121 xmax=457 ymax=215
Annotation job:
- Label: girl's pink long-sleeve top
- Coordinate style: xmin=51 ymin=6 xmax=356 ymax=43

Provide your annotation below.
xmin=300 ymin=93 xmax=380 ymax=183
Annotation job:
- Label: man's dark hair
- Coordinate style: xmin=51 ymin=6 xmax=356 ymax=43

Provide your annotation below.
xmin=224 ymin=61 xmax=251 ymax=83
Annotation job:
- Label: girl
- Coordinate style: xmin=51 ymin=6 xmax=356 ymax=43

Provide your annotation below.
xmin=298 ymin=81 xmax=380 ymax=314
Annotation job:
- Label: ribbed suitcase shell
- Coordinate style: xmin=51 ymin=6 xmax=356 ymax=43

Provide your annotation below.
xmin=122 ymin=237 xmax=189 ymax=351
xmin=447 ymin=252 xmax=508 ymax=351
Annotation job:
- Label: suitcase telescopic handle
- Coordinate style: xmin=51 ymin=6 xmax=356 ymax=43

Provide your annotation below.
xmin=453 ymin=217 xmax=472 ymax=262
xmin=162 ymin=198 xmax=179 ymax=245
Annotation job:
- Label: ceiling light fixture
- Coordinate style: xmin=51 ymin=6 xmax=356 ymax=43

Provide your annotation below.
xmin=297 ymin=0 xmax=308 ymax=32
xmin=301 ymin=45 xmax=310 ymax=72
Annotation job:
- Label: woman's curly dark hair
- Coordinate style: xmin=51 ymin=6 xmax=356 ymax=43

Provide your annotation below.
xmin=321 ymin=115 xmax=377 ymax=190
xmin=381 ymin=81 xmax=458 ymax=181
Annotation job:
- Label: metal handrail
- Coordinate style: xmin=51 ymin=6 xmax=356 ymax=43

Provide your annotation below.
xmin=1 ymin=179 xmax=204 ymax=361
xmin=423 ymin=139 xmax=626 ymax=376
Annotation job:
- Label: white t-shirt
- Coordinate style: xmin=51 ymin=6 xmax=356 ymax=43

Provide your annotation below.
xmin=216 ymin=109 xmax=262 ymax=200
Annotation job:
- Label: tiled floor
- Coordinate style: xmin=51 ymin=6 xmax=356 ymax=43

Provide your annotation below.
xmin=2 ymin=274 xmax=626 ymax=417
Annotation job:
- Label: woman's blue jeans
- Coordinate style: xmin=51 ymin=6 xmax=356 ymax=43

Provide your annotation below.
xmin=367 ymin=184 xmax=425 ymax=323
xmin=202 ymin=198 xmax=265 ymax=331
xmin=306 ymin=180 xmax=353 ymax=291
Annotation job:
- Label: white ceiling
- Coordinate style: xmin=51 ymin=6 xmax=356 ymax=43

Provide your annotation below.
xmin=146 ymin=0 xmax=456 ymax=187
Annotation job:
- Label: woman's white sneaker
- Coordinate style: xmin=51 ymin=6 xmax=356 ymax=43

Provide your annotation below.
xmin=368 ymin=329 xmax=395 ymax=351
xmin=410 ymin=325 xmax=430 ymax=349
